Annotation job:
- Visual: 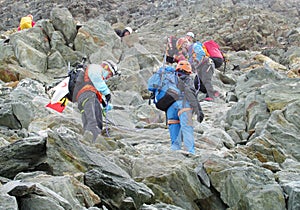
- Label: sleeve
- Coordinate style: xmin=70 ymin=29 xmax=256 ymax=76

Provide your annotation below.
xmin=88 ymin=65 xmax=111 ymax=96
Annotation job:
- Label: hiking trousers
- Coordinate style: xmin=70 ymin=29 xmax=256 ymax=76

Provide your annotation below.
xmin=167 ymin=100 xmax=195 ymax=154
xmin=195 ymin=58 xmax=216 ymax=98
xmin=77 ymin=91 xmax=103 ymax=142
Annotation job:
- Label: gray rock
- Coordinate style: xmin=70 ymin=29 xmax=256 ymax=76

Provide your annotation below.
xmin=0 ymin=193 xmax=18 ymax=210
xmin=0 ymin=136 xmax=46 ymax=179
xmin=50 ymin=7 xmax=77 ymax=45
xmin=85 ymin=169 xmax=153 ymax=209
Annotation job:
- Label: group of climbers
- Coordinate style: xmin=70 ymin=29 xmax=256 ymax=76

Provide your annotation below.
xmin=17 ymin=11 xmax=223 ymax=154
xmin=147 ymin=31 xmax=226 ymax=155
xmin=173 ymin=32 xmax=224 ymax=101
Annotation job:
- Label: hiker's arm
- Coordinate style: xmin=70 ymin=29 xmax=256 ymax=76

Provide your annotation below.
xmin=88 ymin=67 xmax=111 ymax=95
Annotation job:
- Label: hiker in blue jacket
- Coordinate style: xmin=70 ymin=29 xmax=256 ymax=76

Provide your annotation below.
xmin=190 ymin=42 xmax=222 ymax=101
xmin=167 ymin=60 xmax=204 ymax=155
xmin=72 ymin=60 xmax=119 ymax=142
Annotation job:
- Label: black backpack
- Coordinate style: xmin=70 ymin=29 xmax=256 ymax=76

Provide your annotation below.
xmin=165 ymin=36 xmax=178 ymax=63
xmin=53 ymin=57 xmax=87 ymax=102
xmin=67 ymin=57 xmax=87 ymax=102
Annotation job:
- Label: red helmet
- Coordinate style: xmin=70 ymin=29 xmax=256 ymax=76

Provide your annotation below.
xmin=176 ymin=60 xmax=192 ymax=74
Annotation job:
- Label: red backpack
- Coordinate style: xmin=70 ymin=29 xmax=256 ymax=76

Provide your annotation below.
xmin=203 ymin=40 xmax=225 ymax=69
xmin=203 ymin=40 xmax=223 ymax=58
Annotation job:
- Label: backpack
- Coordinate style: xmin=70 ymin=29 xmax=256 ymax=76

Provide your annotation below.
xmin=188 ymin=42 xmax=206 ymax=64
xmin=52 ymin=57 xmax=87 ymax=103
xmin=65 ymin=64 xmax=85 ymax=102
xmin=19 ymin=16 xmax=33 ymax=30
xmin=148 ymin=66 xmax=180 ymax=111
xmin=165 ymin=36 xmax=179 ymax=63
xmin=203 ymin=40 xmax=224 ymax=68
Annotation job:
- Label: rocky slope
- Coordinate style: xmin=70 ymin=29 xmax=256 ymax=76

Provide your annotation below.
xmin=0 ymin=1 xmax=300 ymax=210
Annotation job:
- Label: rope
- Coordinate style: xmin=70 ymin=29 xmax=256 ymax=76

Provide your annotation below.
xmin=101 ymin=104 xmax=144 ymax=136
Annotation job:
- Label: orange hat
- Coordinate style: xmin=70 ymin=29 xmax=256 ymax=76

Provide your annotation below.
xmin=176 ymin=60 xmax=192 ymax=74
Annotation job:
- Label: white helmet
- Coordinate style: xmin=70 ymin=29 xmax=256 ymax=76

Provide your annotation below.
xmin=186 ymin=32 xmax=195 ymax=38
xmin=102 ymin=60 xmax=121 ymax=76
xmin=124 ymin=27 xmax=133 ymax=34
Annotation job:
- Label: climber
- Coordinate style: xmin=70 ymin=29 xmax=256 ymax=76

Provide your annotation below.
xmin=167 ymin=60 xmax=204 ymax=155
xmin=18 ymin=14 xmax=36 ymax=31
xmin=174 ymin=37 xmax=191 ymax=63
xmin=72 ymin=60 xmax=120 ymax=142
xmin=185 ymin=31 xmax=195 ymax=44
xmin=115 ymin=26 xmax=133 ymax=38
xmin=148 ymin=60 xmax=204 ymax=155
xmin=189 ymin=41 xmax=222 ymax=101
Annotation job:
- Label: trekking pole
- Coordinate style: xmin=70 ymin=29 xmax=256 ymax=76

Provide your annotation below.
xmin=104 ymin=101 xmax=110 ymax=137
xmin=222 ymin=52 xmax=226 ymax=74
xmin=162 ymin=36 xmax=169 ymax=68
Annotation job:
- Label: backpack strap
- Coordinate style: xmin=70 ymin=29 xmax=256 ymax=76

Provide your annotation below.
xmin=178 ymin=108 xmax=193 ymax=117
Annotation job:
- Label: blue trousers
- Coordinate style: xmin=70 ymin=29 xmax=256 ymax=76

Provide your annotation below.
xmin=167 ymin=100 xmax=195 ymax=154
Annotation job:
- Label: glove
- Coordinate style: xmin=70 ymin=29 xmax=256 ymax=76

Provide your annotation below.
xmin=105 ymin=94 xmax=111 ymax=103
xmin=101 ymin=100 xmax=107 ymax=107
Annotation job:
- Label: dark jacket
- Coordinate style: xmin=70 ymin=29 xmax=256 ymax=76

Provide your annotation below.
xmin=115 ymin=29 xmax=130 ymax=37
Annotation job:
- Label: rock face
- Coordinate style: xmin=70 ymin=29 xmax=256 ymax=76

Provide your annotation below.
xmin=0 ymin=1 xmax=300 ymax=210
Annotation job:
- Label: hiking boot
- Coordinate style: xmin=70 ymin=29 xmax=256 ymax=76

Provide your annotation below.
xmin=179 ymin=150 xmax=195 ymax=157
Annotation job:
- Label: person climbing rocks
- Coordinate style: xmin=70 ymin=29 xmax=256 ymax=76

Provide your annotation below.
xmin=189 ymin=41 xmax=222 ymax=101
xmin=115 ymin=26 xmax=133 ymax=38
xmin=72 ymin=60 xmax=119 ymax=142
xmin=167 ymin=60 xmax=204 ymax=155
xmin=185 ymin=31 xmax=195 ymax=44
xmin=18 ymin=14 xmax=35 ymax=31
xmin=174 ymin=37 xmax=190 ymax=63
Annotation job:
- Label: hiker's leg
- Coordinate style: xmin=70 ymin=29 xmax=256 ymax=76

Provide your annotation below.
xmin=199 ymin=64 xmax=215 ymax=98
xmin=79 ymin=94 xmax=102 ymax=141
xmin=94 ymin=97 xmax=103 ymax=130
xmin=211 ymin=57 xmax=223 ymax=69
xmin=167 ymin=102 xmax=181 ymax=151
xmin=199 ymin=78 xmax=207 ymax=94
xmin=178 ymin=103 xmax=195 ymax=154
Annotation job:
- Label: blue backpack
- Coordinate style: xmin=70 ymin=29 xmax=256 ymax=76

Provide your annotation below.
xmin=188 ymin=41 xmax=206 ymax=64
xmin=148 ymin=66 xmax=180 ymax=111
